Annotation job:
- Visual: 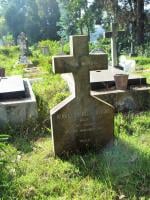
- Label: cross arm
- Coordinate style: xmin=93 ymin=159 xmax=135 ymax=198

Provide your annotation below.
xmin=52 ymin=55 xmax=78 ymax=74
xmin=80 ymin=53 xmax=108 ymax=71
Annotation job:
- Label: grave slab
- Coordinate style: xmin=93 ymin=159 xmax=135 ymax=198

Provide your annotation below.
xmin=90 ymin=69 xmax=150 ymax=112
xmin=0 ymin=76 xmax=26 ymax=100
xmin=0 ymin=78 xmax=38 ymax=128
xmin=89 ymin=65 xmax=150 ymax=112
xmin=90 ymin=69 xmax=147 ymax=90
xmin=51 ymin=35 xmax=114 ymax=157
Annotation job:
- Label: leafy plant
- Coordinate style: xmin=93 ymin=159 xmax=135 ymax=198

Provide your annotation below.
xmin=0 ymin=134 xmax=9 ymax=193
xmin=135 ymin=43 xmax=150 ymax=57
xmin=0 ymin=134 xmax=9 ymax=164
xmin=90 ymin=38 xmax=111 ymax=59
xmin=131 ymin=56 xmax=150 ymax=71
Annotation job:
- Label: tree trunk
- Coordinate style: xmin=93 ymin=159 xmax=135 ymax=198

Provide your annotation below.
xmin=80 ymin=25 xmax=83 ymax=35
xmin=136 ymin=0 xmax=144 ymax=44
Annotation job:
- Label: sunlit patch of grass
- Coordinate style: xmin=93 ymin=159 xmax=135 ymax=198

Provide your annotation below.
xmin=132 ymin=56 xmax=150 ymax=71
xmin=0 ymin=112 xmax=149 ymax=200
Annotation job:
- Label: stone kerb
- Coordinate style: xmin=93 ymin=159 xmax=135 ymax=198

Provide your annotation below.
xmin=0 ymin=78 xmax=38 ymax=128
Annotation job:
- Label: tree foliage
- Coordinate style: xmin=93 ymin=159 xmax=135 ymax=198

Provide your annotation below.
xmin=58 ymin=0 xmax=95 ymax=40
xmin=0 ymin=0 xmax=149 ymax=46
xmin=36 ymin=0 xmax=60 ymax=40
xmin=2 ymin=0 xmax=60 ymax=43
xmin=94 ymin=0 xmax=149 ymax=45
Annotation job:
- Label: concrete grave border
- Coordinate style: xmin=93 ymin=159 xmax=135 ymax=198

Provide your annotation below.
xmin=0 ymin=78 xmax=38 ymax=128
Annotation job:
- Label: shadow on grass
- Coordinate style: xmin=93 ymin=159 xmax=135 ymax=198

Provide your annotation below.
xmin=10 ymin=133 xmax=50 ymax=154
xmin=67 ymin=138 xmax=150 ymax=199
xmin=2 ymin=119 xmax=51 ymax=153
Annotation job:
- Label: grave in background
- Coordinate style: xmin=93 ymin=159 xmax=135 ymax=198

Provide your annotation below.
xmin=0 ymin=76 xmax=37 ymax=128
xmin=90 ymin=69 xmax=150 ymax=112
xmin=104 ymin=22 xmax=125 ymax=68
xmin=41 ymin=46 xmax=50 ymax=55
xmin=90 ymin=69 xmax=147 ymax=90
xmin=17 ymin=32 xmax=32 ymax=65
xmin=51 ymin=35 xmax=114 ymax=157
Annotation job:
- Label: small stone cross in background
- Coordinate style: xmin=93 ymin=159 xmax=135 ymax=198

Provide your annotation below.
xmin=104 ymin=23 xmax=125 ymax=68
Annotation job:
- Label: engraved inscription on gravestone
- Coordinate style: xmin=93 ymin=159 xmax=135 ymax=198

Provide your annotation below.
xmin=50 ymin=35 xmax=114 ymax=157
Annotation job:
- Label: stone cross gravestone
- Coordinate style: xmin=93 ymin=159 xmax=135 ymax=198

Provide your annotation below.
xmin=50 ymin=35 xmax=114 ymax=157
xmin=104 ymin=23 xmax=125 ymax=68
xmin=17 ymin=32 xmax=31 ymax=65
xmin=17 ymin=32 xmax=28 ymax=56
xmin=129 ymin=23 xmax=137 ymax=57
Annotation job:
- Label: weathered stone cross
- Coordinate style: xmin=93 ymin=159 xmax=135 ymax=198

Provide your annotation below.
xmin=104 ymin=22 xmax=125 ymax=68
xmin=50 ymin=35 xmax=114 ymax=157
xmin=53 ymin=35 xmax=108 ymax=99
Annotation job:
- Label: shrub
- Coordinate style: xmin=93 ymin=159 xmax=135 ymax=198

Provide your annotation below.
xmin=0 ymin=48 xmax=10 ymax=56
xmin=90 ymin=38 xmax=111 ymax=59
xmin=132 ymin=56 xmax=150 ymax=70
xmin=32 ymin=59 xmax=40 ymax=66
xmin=135 ymin=43 xmax=150 ymax=57
xmin=38 ymin=40 xmax=60 ymax=55
xmin=38 ymin=40 xmax=69 ymax=55
xmin=0 ymin=134 xmax=9 ymax=192
xmin=134 ymin=57 xmax=150 ymax=65
xmin=32 ymin=74 xmax=69 ymax=124
xmin=0 ymin=134 xmax=9 ymax=162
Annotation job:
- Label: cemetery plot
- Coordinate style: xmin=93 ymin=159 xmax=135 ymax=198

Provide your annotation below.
xmin=90 ymin=68 xmax=150 ymax=112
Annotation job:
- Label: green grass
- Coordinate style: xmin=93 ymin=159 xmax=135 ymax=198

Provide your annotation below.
xmin=0 ymin=112 xmax=150 ymax=200
xmin=136 ymin=71 xmax=150 ymax=84
xmin=0 ymin=46 xmax=25 ymax=76
xmin=127 ymin=55 xmax=150 ymax=83
xmin=131 ymin=56 xmax=150 ymax=71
